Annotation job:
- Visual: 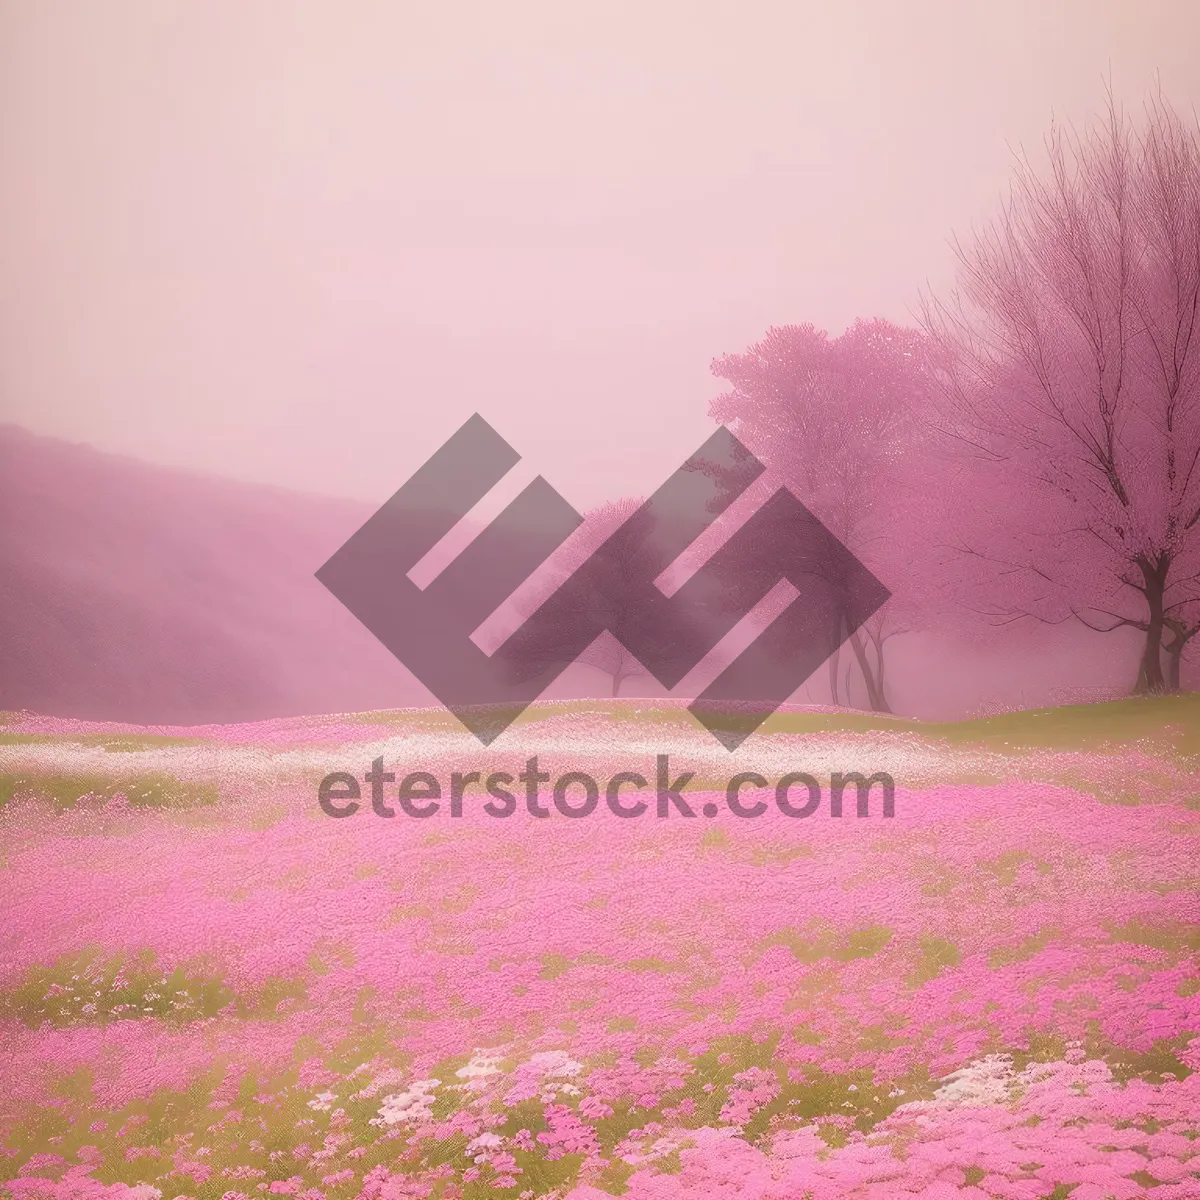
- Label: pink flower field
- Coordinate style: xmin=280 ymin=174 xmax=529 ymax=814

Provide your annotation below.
xmin=1 ymin=699 xmax=1199 ymax=1200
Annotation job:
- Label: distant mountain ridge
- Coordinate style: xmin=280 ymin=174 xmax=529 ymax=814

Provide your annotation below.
xmin=0 ymin=425 xmax=439 ymax=723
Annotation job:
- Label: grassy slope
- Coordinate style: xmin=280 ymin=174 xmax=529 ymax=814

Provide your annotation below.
xmin=2 ymin=693 xmax=1197 ymax=754
xmin=760 ymin=693 xmax=1200 ymax=757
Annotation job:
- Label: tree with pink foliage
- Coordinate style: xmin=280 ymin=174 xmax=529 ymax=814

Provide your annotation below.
xmin=924 ymin=93 xmax=1200 ymax=694
xmin=707 ymin=318 xmax=937 ymax=713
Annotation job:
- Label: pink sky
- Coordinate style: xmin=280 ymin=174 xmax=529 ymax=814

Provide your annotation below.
xmin=2 ymin=1 xmax=1199 ymax=512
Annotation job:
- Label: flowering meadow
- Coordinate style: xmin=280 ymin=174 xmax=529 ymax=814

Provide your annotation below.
xmin=1 ymin=697 xmax=1199 ymax=1200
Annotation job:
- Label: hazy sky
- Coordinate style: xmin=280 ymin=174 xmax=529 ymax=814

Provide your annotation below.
xmin=3 ymin=1 xmax=1199 ymax=512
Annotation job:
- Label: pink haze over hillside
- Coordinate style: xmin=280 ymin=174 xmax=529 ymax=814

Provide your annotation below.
xmin=0 ymin=425 xmax=1157 ymax=724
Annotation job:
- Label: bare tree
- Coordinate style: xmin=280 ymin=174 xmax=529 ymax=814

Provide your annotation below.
xmin=924 ymin=91 xmax=1200 ymax=693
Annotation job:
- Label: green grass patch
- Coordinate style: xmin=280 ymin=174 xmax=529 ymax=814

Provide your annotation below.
xmin=0 ymin=948 xmax=309 ymax=1029
xmin=1107 ymin=919 xmax=1200 ymax=954
xmin=0 ymin=948 xmax=235 ymax=1028
xmin=989 ymin=927 xmax=1061 ymax=969
xmin=0 ymin=732 xmax=210 ymax=750
xmin=0 ymin=771 xmax=218 ymax=811
xmin=755 ymin=924 xmax=894 ymax=965
xmin=908 ymin=936 xmax=963 ymax=987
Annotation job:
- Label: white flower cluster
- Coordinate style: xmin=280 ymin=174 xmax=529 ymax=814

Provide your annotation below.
xmin=371 ymin=1078 xmax=441 ymax=1127
xmin=1020 ymin=1056 xmax=1115 ymax=1092
xmin=455 ymin=1049 xmax=504 ymax=1081
xmin=929 ymin=1054 xmax=1018 ymax=1108
xmin=620 ymin=1134 xmax=686 ymax=1166
xmin=465 ymin=1131 xmax=503 ymax=1164
xmin=527 ymin=1050 xmax=583 ymax=1078
xmin=902 ymin=1044 xmax=1115 ymax=1115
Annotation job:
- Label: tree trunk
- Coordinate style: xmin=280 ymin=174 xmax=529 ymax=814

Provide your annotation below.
xmin=847 ymin=629 xmax=892 ymax=713
xmin=611 ymin=666 xmax=641 ymax=697
xmin=1133 ymin=554 xmax=1170 ymax=695
xmin=1162 ymin=619 xmax=1190 ymax=693
xmin=1167 ymin=645 xmax=1182 ymax=691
